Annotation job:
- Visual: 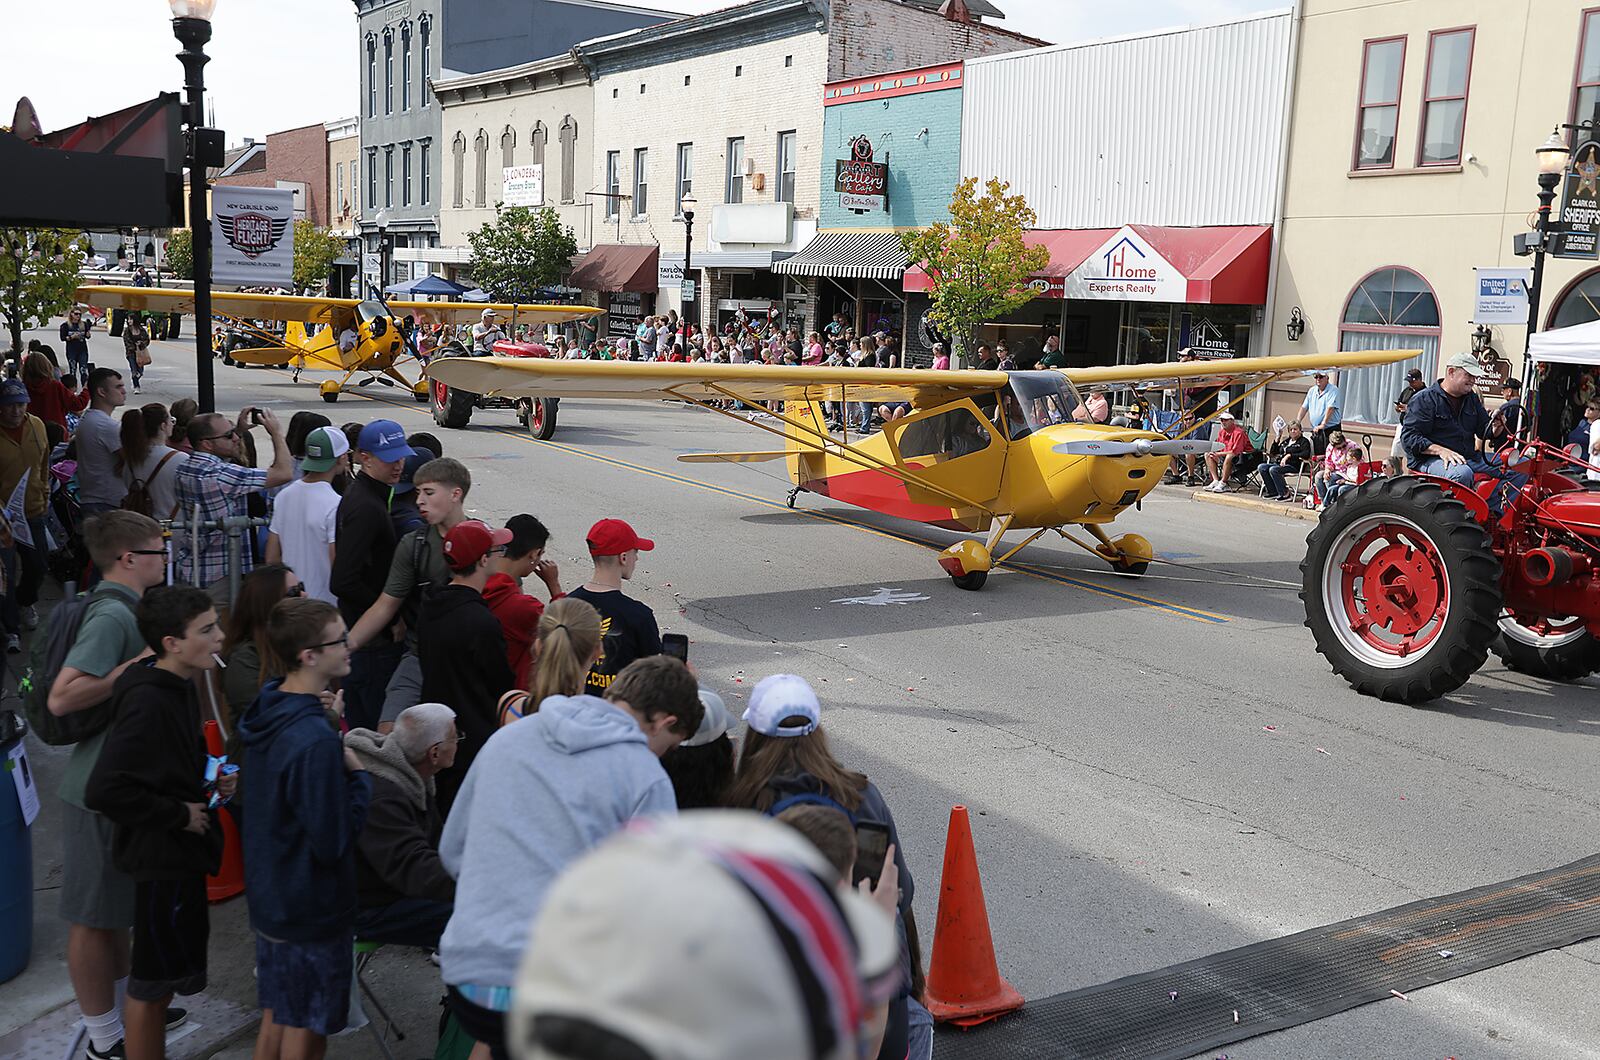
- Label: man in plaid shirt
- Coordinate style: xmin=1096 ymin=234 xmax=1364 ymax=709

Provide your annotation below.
xmin=174 ymin=407 xmax=293 ymax=589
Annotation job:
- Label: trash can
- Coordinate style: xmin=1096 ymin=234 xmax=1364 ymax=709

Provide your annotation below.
xmin=0 ymin=714 xmax=34 ymax=985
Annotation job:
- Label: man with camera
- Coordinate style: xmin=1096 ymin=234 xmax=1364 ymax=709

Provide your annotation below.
xmin=173 ymin=407 xmax=293 ymax=593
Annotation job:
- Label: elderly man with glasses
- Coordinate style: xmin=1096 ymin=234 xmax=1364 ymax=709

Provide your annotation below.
xmin=172 ymin=406 xmax=293 ymax=594
xmin=344 ymin=702 xmax=460 ymax=949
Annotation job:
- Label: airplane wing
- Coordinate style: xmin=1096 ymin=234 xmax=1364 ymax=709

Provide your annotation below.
xmin=426 ymin=358 xmax=1014 ymax=406
xmin=1064 ymin=349 xmax=1419 ymax=389
xmin=75 ymin=285 xmax=354 ymax=325
xmin=391 ymin=300 xmax=603 ymax=326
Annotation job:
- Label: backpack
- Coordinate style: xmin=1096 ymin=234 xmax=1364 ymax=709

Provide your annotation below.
xmin=21 ymin=588 xmax=136 ymax=746
xmin=121 ymin=450 xmax=178 ymax=519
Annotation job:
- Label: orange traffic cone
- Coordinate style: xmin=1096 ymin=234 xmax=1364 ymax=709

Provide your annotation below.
xmin=923 ymin=805 xmax=1024 ymax=1027
xmin=204 ymin=720 xmax=245 ymax=903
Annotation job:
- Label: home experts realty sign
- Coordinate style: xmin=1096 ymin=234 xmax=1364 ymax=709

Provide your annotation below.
xmin=1063 ymin=227 xmax=1187 ymax=302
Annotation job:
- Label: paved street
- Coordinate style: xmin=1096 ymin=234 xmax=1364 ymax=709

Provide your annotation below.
xmin=9 ymin=325 xmax=1600 ymax=1060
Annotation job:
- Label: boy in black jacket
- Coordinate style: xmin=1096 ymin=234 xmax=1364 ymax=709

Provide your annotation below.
xmin=85 ymin=586 xmax=229 ymax=1060
xmin=417 ymin=519 xmax=517 ymax=815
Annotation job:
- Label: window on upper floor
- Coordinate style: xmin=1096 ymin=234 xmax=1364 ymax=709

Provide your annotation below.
xmin=474 ymin=130 xmax=488 ymax=208
xmin=501 ymin=126 xmax=515 ymax=171
xmin=1418 ymin=28 xmax=1474 ymax=166
xmin=420 ymin=17 xmax=431 ymax=108
xmin=1574 ymin=9 xmax=1600 ymax=137
xmin=675 ymin=143 xmax=693 ymax=218
xmin=336 ymin=161 xmax=345 ymax=214
xmin=775 ymin=130 xmax=797 ymax=203
xmin=633 ymin=147 xmax=649 ymax=218
xmin=402 ymin=143 xmax=413 ymax=206
xmin=726 ymin=137 xmax=745 ymax=203
xmin=401 ymin=23 xmax=412 ymax=111
xmin=420 ymin=142 xmax=431 ymax=206
xmin=605 ymin=151 xmax=621 ymax=219
xmin=559 ymin=117 xmax=578 ymax=204
xmin=451 ymin=133 xmax=466 ymax=208
xmin=384 ymin=31 xmax=394 ymax=116
xmin=366 ymin=38 xmax=377 ymax=117
xmin=367 ymin=150 xmax=377 ymax=212
xmin=384 ymin=147 xmax=394 ymax=207
xmin=1354 ymin=37 xmax=1405 ymax=170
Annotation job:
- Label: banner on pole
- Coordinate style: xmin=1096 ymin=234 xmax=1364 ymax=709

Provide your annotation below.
xmin=211 ymin=186 xmax=295 ymax=287
xmin=1472 ymin=267 xmax=1531 ymax=324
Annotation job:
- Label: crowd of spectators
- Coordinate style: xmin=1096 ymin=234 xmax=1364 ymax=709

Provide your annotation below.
xmin=13 ymin=323 xmax=926 ymax=1060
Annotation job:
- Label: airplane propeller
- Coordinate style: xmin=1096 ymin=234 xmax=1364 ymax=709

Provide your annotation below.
xmin=1053 ymin=437 xmax=1221 ymax=457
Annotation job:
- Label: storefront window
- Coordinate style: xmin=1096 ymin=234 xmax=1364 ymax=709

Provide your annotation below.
xmin=1123 ymin=303 xmax=1173 ymax=364
xmin=1338 ymin=267 xmax=1439 ymax=425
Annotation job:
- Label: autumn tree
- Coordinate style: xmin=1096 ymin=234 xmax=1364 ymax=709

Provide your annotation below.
xmin=292 ymin=220 xmax=345 ymax=294
xmin=0 ymin=229 xmax=85 ymax=355
xmin=900 ymin=178 xmax=1050 ymax=367
xmin=467 ymin=206 xmax=578 ymax=304
xmin=163 ymin=228 xmax=194 ymax=280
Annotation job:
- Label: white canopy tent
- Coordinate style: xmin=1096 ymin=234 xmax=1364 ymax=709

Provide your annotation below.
xmin=1529 ymin=319 xmax=1600 ymax=366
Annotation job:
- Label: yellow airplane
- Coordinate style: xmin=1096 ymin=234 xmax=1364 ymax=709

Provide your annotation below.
xmin=75 ymin=285 xmax=600 ymax=404
xmin=427 ymin=348 xmax=1414 ymax=590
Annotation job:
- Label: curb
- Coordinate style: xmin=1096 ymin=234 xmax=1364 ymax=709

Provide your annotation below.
xmin=1189 ymin=487 xmax=1320 ymax=522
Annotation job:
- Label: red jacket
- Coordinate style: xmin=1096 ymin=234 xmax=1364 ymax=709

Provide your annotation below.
xmin=482 ymin=572 xmax=555 ymax=688
xmin=26 ymin=378 xmax=90 ymax=429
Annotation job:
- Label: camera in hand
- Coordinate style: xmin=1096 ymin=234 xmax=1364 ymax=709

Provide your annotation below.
xmin=249 ymin=408 xmax=264 ymax=426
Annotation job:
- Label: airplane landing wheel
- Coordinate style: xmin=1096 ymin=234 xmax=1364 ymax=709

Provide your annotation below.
xmin=787 ymin=486 xmax=802 ymax=509
xmin=951 ymin=570 xmax=988 ymax=591
xmin=319 ymin=381 xmax=342 ymax=404
xmin=321 ymin=391 xmax=339 ymax=403
xmin=1111 ymin=559 xmax=1149 ymax=578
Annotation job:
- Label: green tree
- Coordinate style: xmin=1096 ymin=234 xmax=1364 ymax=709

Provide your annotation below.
xmin=292 ymin=220 xmax=345 ymax=294
xmin=467 ymin=206 xmax=578 ymax=303
xmin=0 ymin=229 xmax=85 ymax=355
xmin=900 ymin=178 xmax=1050 ymax=367
xmin=163 ymin=228 xmax=194 ymax=280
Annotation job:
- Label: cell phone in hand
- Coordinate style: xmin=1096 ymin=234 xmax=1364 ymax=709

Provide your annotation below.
xmin=249 ymin=408 xmax=264 ymax=426
xmin=661 ymin=633 xmax=688 ymax=662
xmin=853 ymin=821 xmax=891 ymax=888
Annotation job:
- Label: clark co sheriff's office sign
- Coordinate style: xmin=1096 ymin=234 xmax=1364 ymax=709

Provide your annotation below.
xmin=835 ymin=136 xmax=888 ymax=213
xmin=211 ymin=186 xmax=295 ymax=287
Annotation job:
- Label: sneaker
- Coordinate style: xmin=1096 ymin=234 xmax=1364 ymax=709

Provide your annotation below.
xmin=1205 ymin=480 xmax=1223 ymax=492
xmin=166 ymin=1008 xmax=188 ymax=1031
xmin=6 ymin=634 xmax=18 ymax=655
xmin=20 ymin=605 xmax=36 ymax=630
xmin=86 ymin=1041 xmax=125 ymax=1060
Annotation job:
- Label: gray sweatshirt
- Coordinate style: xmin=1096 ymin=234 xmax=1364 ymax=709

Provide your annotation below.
xmin=437 ymin=693 xmax=677 ymax=989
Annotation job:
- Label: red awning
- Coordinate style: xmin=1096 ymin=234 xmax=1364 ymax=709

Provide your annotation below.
xmin=903 ymin=224 xmax=1272 ymax=305
xmin=569 ymin=244 xmax=659 ymax=294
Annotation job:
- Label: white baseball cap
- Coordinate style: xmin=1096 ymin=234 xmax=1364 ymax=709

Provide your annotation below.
xmin=684 ymin=688 xmax=733 ymax=748
xmin=742 ymin=674 xmax=821 ymax=738
xmin=512 ymin=811 xmax=900 ymax=1060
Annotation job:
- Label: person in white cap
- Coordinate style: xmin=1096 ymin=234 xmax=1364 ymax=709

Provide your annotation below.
xmin=1399 ymin=352 xmax=1527 ymax=500
xmin=1201 ymin=409 xmax=1254 ymax=492
xmin=511 ymin=810 xmax=901 ymax=1060
xmin=471 ymin=308 xmax=505 ymax=355
xmin=265 ymin=427 xmax=351 ymax=604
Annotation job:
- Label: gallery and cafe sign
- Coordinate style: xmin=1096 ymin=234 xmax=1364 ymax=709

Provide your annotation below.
xmin=835 ymin=136 xmax=888 ymax=213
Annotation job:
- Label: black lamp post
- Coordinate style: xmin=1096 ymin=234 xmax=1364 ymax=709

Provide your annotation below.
xmin=375 ymin=209 xmax=391 ymax=298
xmin=679 ymin=194 xmax=697 ymax=344
xmin=1522 ymin=128 xmax=1572 ymax=379
xmin=172 ymin=0 xmax=221 ymax=412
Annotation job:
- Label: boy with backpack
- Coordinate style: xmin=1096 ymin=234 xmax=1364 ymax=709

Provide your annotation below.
xmin=39 ymin=511 xmax=170 ymax=1059
xmin=84 ymin=586 xmax=229 ymax=1060
xmin=345 ymin=457 xmax=472 ymax=730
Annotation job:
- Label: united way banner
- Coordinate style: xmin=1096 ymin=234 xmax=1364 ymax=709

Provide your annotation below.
xmin=211 ymin=186 xmax=294 ymax=287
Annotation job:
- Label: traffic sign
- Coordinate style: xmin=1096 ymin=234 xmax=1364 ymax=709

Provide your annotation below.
xmin=680 ymin=279 xmax=697 ymax=302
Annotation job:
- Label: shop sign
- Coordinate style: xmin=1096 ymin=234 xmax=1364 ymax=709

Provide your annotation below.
xmin=835 ymin=136 xmax=888 ymax=214
xmin=658 ymin=260 xmax=685 ymax=288
xmin=1025 ymin=276 xmax=1066 ymax=299
xmin=1184 ymin=316 xmax=1234 ymax=356
xmin=1554 ymin=140 xmax=1600 ymax=260
xmin=607 ymin=291 xmax=644 ymax=338
xmin=502 ymin=165 xmax=545 ymax=208
xmin=1063 ymin=228 xmax=1187 ymax=303
xmin=1473 ymin=267 xmax=1531 ymax=324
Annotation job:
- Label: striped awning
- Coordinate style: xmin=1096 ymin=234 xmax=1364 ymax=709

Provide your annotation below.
xmin=772 ymin=231 xmax=908 ymax=280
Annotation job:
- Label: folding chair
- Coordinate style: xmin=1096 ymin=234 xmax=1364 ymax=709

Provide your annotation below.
xmin=354 ymin=940 xmax=404 ymax=1060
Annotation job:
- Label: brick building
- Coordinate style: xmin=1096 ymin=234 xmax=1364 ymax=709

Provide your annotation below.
xmin=212 ymin=122 xmax=331 ymax=226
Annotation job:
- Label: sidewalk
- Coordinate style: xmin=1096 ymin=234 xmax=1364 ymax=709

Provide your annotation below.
xmin=1160 ymin=482 xmax=1320 ymax=522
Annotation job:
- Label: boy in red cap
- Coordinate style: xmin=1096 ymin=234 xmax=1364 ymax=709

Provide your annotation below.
xmin=568 ymin=519 xmax=663 ymax=697
xmin=416 ymin=519 xmax=519 ymax=814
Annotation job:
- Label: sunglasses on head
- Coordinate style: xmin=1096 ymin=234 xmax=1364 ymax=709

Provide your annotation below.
xmin=285 ymin=583 xmax=305 ymax=598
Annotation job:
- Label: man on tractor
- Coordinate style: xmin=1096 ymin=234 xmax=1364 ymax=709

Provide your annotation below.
xmin=1400 ymin=352 xmax=1526 ymax=509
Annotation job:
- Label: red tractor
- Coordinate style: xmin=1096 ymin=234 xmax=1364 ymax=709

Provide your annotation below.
xmin=1303 ymin=444 xmax=1600 ymax=702
xmin=429 ymin=338 xmax=560 ymax=439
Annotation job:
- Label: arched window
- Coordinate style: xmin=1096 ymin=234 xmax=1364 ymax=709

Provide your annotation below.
xmin=1550 ymin=267 xmax=1600 ymax=328
xmin=501 ymin=126 xmax=516 ymax=170
xmin=383 ymin=29 xmax=394 ymax=115
xmin=474 ymin=129 xmax=489 ymax=208
xmin=529 ymin=122 xmax=547 ymax=205
xmin=559 ymin=116 xmax=578 ymax=204
xmin=1338 ymin=267 xmax=1441 ymax=425
xmin=401 ymin=22 xmax=412 ymax=111
xmin=419 ymin=16 xmax=432 ymax=108
xmin=366 ymin=36 xmax=377 ymax=117
xmin=451 ymin=132 xmax=466 ymax=208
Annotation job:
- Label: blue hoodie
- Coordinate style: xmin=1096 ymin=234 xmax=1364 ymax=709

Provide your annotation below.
xmin=438 ymin=694 xmax=676 ymax=989
xmin=238 ymin=679 xmax=373 ymax=942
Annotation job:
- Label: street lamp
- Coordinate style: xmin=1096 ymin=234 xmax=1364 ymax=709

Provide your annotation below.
xmin=375 ymin=208 xmax=391 ymax=298
xmin=172 ymin=0 xmax=221 ymax=411
xmin=679 ymin=193 xmax=697 ymax=342
xmin=1521 ymin=128 xmax=1572 ymax=384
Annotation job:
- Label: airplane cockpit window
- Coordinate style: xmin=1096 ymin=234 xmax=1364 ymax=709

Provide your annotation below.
xmin=355 ymin=300 xmax=389 ymax=326
xmin=1005 ymin=372 xmax=1086 ymax=437
xmin=895 ymin=407 xmax=992 ymax=462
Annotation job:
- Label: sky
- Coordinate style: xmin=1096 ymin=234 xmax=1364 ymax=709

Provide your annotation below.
xmin=3 ymin=0 xmax=1285 ymax=143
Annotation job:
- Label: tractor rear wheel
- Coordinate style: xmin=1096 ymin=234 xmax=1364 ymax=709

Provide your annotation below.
xmin=528 ymin=397 xmax=558 ymax=441
xmin=1301 ymin=476 xmax=1502 ymax=704
xmin=1492 ymin=614 xmax=1600 ymax=681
